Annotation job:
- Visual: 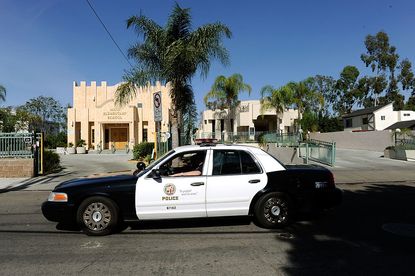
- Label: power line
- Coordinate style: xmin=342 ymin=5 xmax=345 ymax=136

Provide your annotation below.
xmin=85 ymin=0 xmax=133 ymax=68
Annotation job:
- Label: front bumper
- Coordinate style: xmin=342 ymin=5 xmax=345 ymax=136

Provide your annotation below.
xmin=41 ymin=201 xmax=76 ymax=223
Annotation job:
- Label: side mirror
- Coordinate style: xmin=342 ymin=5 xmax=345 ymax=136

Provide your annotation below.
xmin=151 ymin=169 xmax=161 ymax=179
xmin=136 ymin=161 xmax=146 ymax=172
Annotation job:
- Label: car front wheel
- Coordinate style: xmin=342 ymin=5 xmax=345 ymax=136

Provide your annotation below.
xmin=77 ymin=196 xmax=119 ymax=236
xmin=254 ymin=192 xmax=291 ymax=228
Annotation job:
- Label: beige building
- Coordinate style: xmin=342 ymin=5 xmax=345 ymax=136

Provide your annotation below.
xmin=67 ymin=81 xmax=171 ymax=150
xmin=199 ymin=100 xmax=298 ymax=139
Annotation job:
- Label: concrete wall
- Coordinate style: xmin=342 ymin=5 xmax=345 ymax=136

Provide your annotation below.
xmin=310 ymin=130 xmax=394 ymax=152
xmin=0 ymin=159 xmax=34 ymax=177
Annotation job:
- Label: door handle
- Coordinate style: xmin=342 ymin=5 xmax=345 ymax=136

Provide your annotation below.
xmin=191 ymin=182 xmax=205 ymax=186
xmin=248 ymin=179 xmax=260 ymax=184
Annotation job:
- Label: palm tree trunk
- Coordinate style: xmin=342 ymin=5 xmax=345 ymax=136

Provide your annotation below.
xmin=170 ymin=109 xmax=180 ymax=149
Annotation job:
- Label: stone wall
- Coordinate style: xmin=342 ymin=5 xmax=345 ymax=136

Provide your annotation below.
xmin=310 ymin=130 xmax=394 ymax=152
xmin=0 ymin=159 xmax=34 ymax=178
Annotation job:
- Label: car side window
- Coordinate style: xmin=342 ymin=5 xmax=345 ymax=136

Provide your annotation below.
xmin=212 ymin=150 xmax=261 ymax=176
xmin=240 ymin=150 xmax=261 ymax=174
xmin=159 ymin=150 xmax=206 ymax=177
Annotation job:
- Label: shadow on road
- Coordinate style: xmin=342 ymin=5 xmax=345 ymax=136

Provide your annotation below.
xmin=279 ymin=184 xmax=415 ymax=275
xmin=0 ymin=171 xmax=73 ymax=194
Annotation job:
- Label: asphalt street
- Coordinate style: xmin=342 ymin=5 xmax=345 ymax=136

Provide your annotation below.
xmin=1 ymin=150 xmax=415 ymax=275
xmin=1 ymin=182 xmax=415 ymax=275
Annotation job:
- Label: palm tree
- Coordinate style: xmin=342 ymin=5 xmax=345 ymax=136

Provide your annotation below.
xmin=115 ymin=3 xmax=231 ymax=147
xmin=0 ymin=85 xmax=6 ymax=103
xmin=287 ymin=79 xmax=324 ymax=131
xmin=260 ymin=85 xmax=293 ymax=134
xmin=204 ymin=74 xmax=251 ymax=133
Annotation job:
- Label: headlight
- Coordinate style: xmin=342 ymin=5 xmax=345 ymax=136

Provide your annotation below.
xmin=48 ymin=192 xmax=68 ymax=202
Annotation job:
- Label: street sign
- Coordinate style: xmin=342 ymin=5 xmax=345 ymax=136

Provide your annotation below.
xmin=153 ymin=91 xmax=162 ymax=122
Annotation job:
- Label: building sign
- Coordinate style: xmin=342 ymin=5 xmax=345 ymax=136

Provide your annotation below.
xmin=103 ymin=108 xmax=128 ymax=120
xmin=154 ymin=91 xmax=162 ymax=122
xmin=239 ymin=104 xmax=249 ymax=113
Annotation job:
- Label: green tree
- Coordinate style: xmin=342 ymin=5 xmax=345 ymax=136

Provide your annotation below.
xmin=332 ymin=66 xmax=365 ymax=115
xmin=287 ymin=79 xmax=324 ymax=131
xmin=0 ymin=85 xmax=6 ymax=103
xmin=204 ymin=74 xmax=251 ymax=132
xmin=115 ymin=3 xmax=231 ymax=147
xmin=20 ymin=96 xmax=64 ymax=132
xmin=360 ymin=31 xmax=412 ymax=109
xmin=260 ymin=85 xmax=293 ymax=133
xmin=309 ymin=75 xmax=336 ymax=115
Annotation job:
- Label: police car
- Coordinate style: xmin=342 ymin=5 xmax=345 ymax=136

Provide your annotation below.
xmin=42 ymin=144 xmax=342 ymax=236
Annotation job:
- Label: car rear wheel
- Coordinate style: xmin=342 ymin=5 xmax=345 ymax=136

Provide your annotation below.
xmin=254 ymin=192 xmax=291 ymax=228
xmin=77 ymin=196 xmax=119 ymax=236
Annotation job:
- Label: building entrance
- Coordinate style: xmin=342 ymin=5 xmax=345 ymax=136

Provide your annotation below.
xmin=111 ymin=128 xmax=128 ymax=150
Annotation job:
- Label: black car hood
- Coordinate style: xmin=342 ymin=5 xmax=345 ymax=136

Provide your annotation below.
xmin=55 ymin=174 xmax=137 ymax=190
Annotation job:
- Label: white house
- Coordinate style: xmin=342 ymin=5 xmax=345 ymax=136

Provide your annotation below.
xmin=342 ymin=103 xmax=415 ymax=131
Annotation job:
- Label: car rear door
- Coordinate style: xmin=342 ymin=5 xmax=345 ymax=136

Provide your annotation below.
xmin=206 ymin=149 xmax=267 ymax=217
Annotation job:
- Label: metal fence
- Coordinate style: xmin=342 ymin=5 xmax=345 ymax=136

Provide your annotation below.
xmin=396 ymin=137 xmax=415 ymax=150
xmin=0 ymin=132 xmax=35 ymax=158
xmin=298 ymin=139 xmax=336 ymax=166
xmin=196 ymin=131 xmax=300 ymax=145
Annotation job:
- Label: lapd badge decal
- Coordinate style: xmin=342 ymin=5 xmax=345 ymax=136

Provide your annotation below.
xmin=163 ymin=184 xmax=178 ymax=201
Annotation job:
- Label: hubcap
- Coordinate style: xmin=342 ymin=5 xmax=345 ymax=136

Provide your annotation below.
xmin=92 ymin=211 xmax=102 ymax=222
xmin=263 ymin=197 xmax=288 ymax=225
xmin=83 ymin=202 xmax=111 ymax=231
xmin=271 ymin=206 xmax=281 ymax=216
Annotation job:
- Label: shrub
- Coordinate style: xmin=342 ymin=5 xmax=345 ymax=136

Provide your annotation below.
xmin=43 ymin=150 xmax=61 ymax=174
xmin=76 ymin=139 xmax=86 ymax=147
xmin=133 ymin=142 xmax=154 ymax=160
xmin=44 ymin=132 xmax=67 ymax=149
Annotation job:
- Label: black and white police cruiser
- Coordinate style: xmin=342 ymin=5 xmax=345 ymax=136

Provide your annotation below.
xmin=42 ymin=142 xmax=342 ymax=236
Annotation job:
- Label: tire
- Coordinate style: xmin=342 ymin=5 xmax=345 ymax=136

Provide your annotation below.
xmin=254 ymin=192 xmax=291 ymax=229
xmin=77 ymin=196 xmax=119 ymax=236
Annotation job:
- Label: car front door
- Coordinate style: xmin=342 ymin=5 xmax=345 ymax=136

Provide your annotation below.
xmin=206 ymin=149 xmax=267 ymax=217
xmin=136 ymin=150 xmax=209 ymax=220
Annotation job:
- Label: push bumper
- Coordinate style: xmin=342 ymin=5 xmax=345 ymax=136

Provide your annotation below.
xmin=41 ymin=201 xmax=76 ymax=223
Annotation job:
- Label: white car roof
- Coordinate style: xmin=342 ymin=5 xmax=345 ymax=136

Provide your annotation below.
xmin=171 ymin=144 xmax=285 ymax=172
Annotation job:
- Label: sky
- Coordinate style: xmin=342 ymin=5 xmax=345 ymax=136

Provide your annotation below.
xmin=1 ymin=0 xmax=415 ymax=115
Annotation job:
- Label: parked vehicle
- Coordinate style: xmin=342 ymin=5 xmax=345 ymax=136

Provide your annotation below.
xmin=42 ymin=144 xmax=342 ymax=236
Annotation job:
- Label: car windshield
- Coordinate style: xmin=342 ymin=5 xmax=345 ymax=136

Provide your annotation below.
xmin=135 ymin=149 xmax=176 ymax=178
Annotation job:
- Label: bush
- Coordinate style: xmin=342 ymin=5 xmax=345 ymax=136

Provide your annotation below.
xmin=76 ymin=139 xmax=86 ymax=147
xmin=44 ymin=132 xmax=67 ymax=149
xmin=133 ymin=142 xmax=154 ymax=160
xmin=43 ymin=150 xmax=61 ymax=174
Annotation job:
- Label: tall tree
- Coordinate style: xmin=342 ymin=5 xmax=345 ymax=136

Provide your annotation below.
xmin=260 ymin=85 xmax=293 ymax=133
xmin=333 ymin=66 xmax=365 ymax=115
xmin=287 ymin=79 xmax=324 ymax=131
xmin=309 ymin=75 xmax=336 ymax=115
xmin=0 ymin=85 xmax=6 ymax=103
xmin=361 ymin=31 xmax=407 ymax=109
xmin=115 ymin=3 xmax=231 ymax=147
xmin=19 ymin=96 xmax=64 ymax=132
xmin=204 ymin=74 xmax=251 ymax=133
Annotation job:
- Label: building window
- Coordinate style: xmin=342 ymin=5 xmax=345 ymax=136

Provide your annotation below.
xmin=204 ymin=120 xmax=207 ymax=124
xmin=403 ymin=113 xmax=410 ymax=117
xmin=362 ymin=118 xmax=368 ymax=125
xmin=381 ymin=116 xmax=385 ymax=120
xmin=143 ymin=128 xmax=148 ymax=142
xmin=345 ymin=119 xmax=352 ymax=128
xmin=91 ymin=129 xmax=95 ymax=143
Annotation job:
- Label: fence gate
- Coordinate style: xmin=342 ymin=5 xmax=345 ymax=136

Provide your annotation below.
xmin=298 ymin=139 xmax=336 ymax=167
xmin=0 ymin=132 xmax=44 ymax=175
